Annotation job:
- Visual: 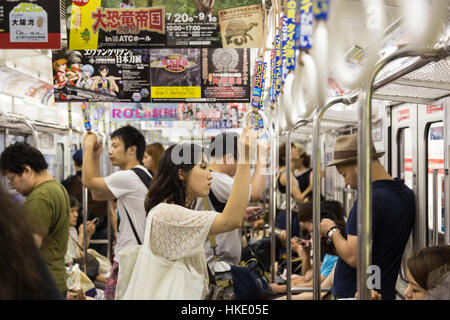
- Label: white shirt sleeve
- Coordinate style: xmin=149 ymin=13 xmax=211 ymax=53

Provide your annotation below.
xmin=104 ymin=170 xmax=135 ymax=199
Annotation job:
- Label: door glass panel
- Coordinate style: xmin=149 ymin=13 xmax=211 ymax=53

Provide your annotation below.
xmin=427 ymin=122 xmax=445 ymax=241
xmin=398 ymin=128 xmax=413 ymax=189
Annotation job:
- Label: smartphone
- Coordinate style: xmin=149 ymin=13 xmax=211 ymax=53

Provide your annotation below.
xmin=91 ymin=217 xmax=100 ymax=226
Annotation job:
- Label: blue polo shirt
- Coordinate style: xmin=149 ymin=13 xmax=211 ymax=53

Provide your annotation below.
xmin=331 ymin=179 xmax=415 ymax=300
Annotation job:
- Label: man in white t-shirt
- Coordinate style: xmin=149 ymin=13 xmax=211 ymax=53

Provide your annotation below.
xmin=82 ymin=125 xmax=152 ymax=300
xmin=195 ymin=132 xmax=268 ymax=273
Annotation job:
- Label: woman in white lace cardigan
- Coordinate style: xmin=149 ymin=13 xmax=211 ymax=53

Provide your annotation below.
xmin=143 ymin=127 xmax=258 ymax=299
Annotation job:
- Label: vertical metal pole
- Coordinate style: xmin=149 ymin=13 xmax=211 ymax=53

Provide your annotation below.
xmin=445 ymin=168 xmax=449 ymax=245
xmin=269 ymin=109 xmax=279 ymax=282
xmin=357 ymin=89 xmax=372 ymax=300
xmin=432 ymin=169 xmax=439 ymax=246
xmin=312 ymin=95 xmax=358 ymax=300
xmin=82 ymin=185 xmax=89 ymax=274
xmin=285 ymin=132 xmax=292 ymax=300
xmin=312 ymin=113 xmax=322 ymax=300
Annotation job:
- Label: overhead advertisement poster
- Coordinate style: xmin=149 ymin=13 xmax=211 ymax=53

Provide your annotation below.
xmin=218 ymin=4 xmax=263 ymax=48
xmin=0 ymin=0 xmax=60 ymax=49
xmin=68 ymin=0 xmax=166 ymax=50
xmin=110 ymin=103 xmax=178 ymax=121
xmin=52 ymin=43 xmax=151 ymax=102
xmin=68 ymin=0 xmax=262 ymax=49
xmin=195 ymin=103 xmax=248 ymax=129
xmin=152 ymin=0 xmax=261 ymax=47
xmin=202 ymin=48 xmax=250 ymax=102
xmin=150 ymin=48 xmax=202 ymax=102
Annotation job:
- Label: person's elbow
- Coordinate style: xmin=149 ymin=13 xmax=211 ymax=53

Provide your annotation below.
xmin=344 ymin=253 xmax=357 ymax=268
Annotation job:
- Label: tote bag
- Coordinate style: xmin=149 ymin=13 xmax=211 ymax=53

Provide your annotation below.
xmin=115 ymin=208 xmax=204 ymax=300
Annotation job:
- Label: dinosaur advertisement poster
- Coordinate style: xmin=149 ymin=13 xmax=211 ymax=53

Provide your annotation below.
xmin=67 ymin=0 xmax=262 ymax=49
xmin=201 ymin=48 xmax=250 ymax=102
xmin=52 ymin=43 xmax=151 ymax=103
xmin=158 ymin=0 xmax=262 ymax=47
xmin=218 ymin=4 xmax=263 ymax=48
xmin=0 ymin=0 xmax=60 ymax=49
xmin=68 ymin=0 xmax=166 ymax=50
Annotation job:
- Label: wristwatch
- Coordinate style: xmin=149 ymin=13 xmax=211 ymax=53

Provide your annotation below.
xmin=326 ymin=226 xmax=340 ymax=244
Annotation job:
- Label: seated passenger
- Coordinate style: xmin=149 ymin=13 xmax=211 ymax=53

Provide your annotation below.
xmin=65 ymin=196 xmax=110 ymax=286
xmin=272 ymin=201 xmax=346 ymax=299
xmin=404 ymin=245 xmax=450 ymax=300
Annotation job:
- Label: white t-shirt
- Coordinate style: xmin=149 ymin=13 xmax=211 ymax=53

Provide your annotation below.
xmin=194 ymin=171 xmax=251 ymax=273
xmin=149 ymin=203 xmax=218 ymax=299
xmin=105 ymin=165 xmax=152 ymax=261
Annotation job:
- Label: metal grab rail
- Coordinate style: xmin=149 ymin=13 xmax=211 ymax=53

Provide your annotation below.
xmin=285 ymin=119 xmax=311 ymax=300
xmin=291 ymin=287 xmax=332 ymax=294
xmin=312 ymin=94 xmax=358 ymax=300
xmin=357 ymin=44 xmax=449 ymax=300
xmin=432 ymin=169 xmax=440 ymax=246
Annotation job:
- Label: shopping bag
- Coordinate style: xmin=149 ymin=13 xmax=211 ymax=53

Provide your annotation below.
xmin=115 ymin=209 xmax=204 ymax=300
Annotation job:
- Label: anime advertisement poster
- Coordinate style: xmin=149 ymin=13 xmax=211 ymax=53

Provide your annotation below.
xmin=202 ymin=48 xmax=250 ymax=102
xmin=218 ymin=4 xmax=263 ymax=48
xmin=0 ymin=0 xmax=60 ymax=49
xmin=111 ymin=103 xmax=178 ymax=121
xmin=68 ymin=0 xmax=166 ymax=50
xmin=52 ymin=43 xmax=151 ymax=102
xmin=150 ymin=48 xmax=202 ymax=102
xmin=195 ymin=103 xmax=247 ymax=129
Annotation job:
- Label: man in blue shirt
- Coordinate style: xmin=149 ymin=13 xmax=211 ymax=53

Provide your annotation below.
xmin=320 ymin=134 xmax=415 ymax=300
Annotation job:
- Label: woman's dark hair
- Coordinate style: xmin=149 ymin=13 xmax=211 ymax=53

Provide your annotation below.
xmin=145 ymin=143 xmax=165 ymax=175
xmin=297 ymin=200 xmax=346 ymax=255
xmin=111 ymin=125 xmax=146 ymax=162
xmin=0 ymin=142 xmax=48 ymax=175
xmin=0 ymin=187 xmax=50 ymax=299
xmin=407 ymin=245 xmax=450 ymax=290
xmin=145 ymin=143 xmax=204 ymax=213
xmin=279 ymin=143 xmax=298 ymax=167
xmin=69 ymin=196 xmax=79 ymax=208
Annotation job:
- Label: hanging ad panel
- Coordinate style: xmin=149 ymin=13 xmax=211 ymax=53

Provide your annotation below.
xmin=201 ymin=48 xmax=250 ymax=102
xmin=150 ymin=48 xmax=202 ymax=102
xmin=68 ymin=0 xmax=262 ymax=49
xmin=218 ymin=4 xmax=263 ymax=48
xmin=0 ymin=0 xmax=60 ymax=49
xmin=52 ymin=44 xmax=151 ymax=102
xmin=68 ymin=0 xmax=166 ymax=50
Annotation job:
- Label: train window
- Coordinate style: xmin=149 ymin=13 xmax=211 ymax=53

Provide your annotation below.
xmin=426 ymin=122 xmax=445 ymax=240
xmin=398 ymin=128 xmax=413 ymax=189
xmin=70 ymin=144 xmax=78 ymax=176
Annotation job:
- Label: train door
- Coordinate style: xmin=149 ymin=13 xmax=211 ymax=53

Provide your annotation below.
xmin=390 ymin=103 xmax=418 ymax=296
xmin=418 ymin=103 xmax=446 ymax=246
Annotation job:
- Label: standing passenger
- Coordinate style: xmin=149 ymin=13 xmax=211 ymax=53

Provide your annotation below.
xmin=0 ymin=142 xmax=70 ymax=296
xmin=320 ymin=134 xmax=415 ymax=300
xmin=142 ymin=142 xmax=165 ymax=176
xmin=0 ymin=187 xmax=63 ymax=299
xmin=81 ymin=125 xmax=151 ymax=300
xmin=195 ymin=132 xmax=267 ymax=273
xmin=134 ymin=127 xmax=257 ymax=299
